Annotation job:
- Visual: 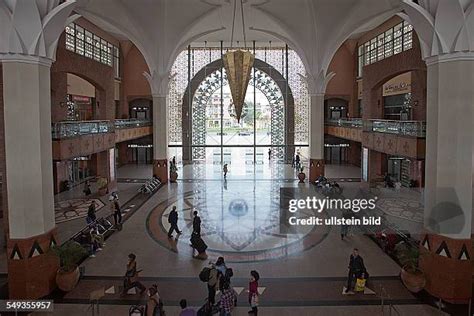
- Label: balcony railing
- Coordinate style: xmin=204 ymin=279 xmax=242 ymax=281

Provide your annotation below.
xmin=325 ymin=118 xmax=426 ymax=137
xmin=52 ymin=120 xmax=114 ymax=139
xmin=52 ymin=119 xmax=152 ymax=139
xmin=364 ymin=119 xmax=426 ymax=137
xmin=325 ymin=118 xmax=363 ymax=128
xmin=114 ymin=119 xmax=152 ymax=129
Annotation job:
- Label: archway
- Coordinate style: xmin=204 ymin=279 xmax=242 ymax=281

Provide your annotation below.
xmin=181 ymin=58 xmax=295 ymax=165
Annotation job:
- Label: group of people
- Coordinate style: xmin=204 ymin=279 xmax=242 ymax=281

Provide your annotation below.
xmin=84 ymin=191 xmax=122 ymax=258
xmin=124 ymin=254 xmax=260 ymax=316
xmin=200 ymin=257 xmax=260 ymax=316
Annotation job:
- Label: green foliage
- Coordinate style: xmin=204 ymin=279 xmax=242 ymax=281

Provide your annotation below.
xmin=395 ymin=242 xmax=420 ymax=272
xmin=97 ymin=177 xmax=108 ymax=189
xmin=51 ymin=241 xmax=88 ymax=272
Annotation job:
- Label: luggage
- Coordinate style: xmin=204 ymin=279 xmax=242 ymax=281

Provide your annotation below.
xmin=129 ymin=305 xmax=144 ymax=316
xmin=191 ymin=233 xmax=207 ymax=253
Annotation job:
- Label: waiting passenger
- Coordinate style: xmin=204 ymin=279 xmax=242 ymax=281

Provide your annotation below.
xmin=122 ymin=253 xmax=146 ymax=296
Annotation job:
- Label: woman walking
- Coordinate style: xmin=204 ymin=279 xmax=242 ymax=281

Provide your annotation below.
xmin=247 ymin=270 xmax=260 ymax=315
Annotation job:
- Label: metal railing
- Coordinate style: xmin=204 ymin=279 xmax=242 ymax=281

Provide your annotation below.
xmin=52 ymin=119 xmax=152 ymax=139
xmin=52 ymin=120 xmax=114 ymax=139
xmin=364 ymin=119 xmax=426 ymax=137
xmin=325 ymin=118 xmax=363 ymax=128
xmin=325 ymin=118 xmax=426 ymax=138
xmin=114 ymin=119 xmax=152 ymax=129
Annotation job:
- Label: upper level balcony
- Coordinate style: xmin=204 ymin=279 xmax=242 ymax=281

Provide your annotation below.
xmin=325 ymin=118 xmax=426 ymax=159
xmin=52 ymin=119 xmax=152 ymax=160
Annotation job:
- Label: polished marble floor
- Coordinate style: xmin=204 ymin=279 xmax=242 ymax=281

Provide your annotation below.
xmin=0 ymin=163 xmax=440 ymax=314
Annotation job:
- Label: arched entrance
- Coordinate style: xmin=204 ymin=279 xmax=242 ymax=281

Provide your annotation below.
xmin=182 ymin=58 xmax=295 ymax=165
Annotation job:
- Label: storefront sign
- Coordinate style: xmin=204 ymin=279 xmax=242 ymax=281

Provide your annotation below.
xmin=71 ymin=95 xmax=91 ymax=103
xmin=383 ymin=72 xmax=411 ymax=96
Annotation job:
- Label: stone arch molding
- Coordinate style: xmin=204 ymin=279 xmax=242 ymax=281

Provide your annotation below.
xmin=181 ymin=58 xmax=295 ymax=163
xmin=399 ymin=0 xmax=474 ymax=62
xmin=0 ymin=0 xmax=80 ymax=62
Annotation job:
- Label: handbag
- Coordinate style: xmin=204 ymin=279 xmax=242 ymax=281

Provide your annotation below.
xmin=355 ymin=278 xmax=366 ymax=292
xmin=250 ymin=293 xmax=259 ymax=307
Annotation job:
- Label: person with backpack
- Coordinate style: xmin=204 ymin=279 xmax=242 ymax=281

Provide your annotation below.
xmin=247 ymin=270 xmax=260 ymax=315
xmin=168 ymin=206 xmax=182 ymax=238
xmin=198 ymin=265 xmax=218 ymax=306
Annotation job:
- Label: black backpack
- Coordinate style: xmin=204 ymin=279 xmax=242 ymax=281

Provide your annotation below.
xmin=199 ymin=267 xmax=211 ymax=282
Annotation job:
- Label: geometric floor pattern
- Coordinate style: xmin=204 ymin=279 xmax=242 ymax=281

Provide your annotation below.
xmin=54 ymin=198 xmax=105 ymax=223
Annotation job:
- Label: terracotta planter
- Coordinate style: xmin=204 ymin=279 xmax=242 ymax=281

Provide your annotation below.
xmin=170 ymin=171 xmax=178 ymax=183
xmin=298 ymin=172 xmax=306 ymax=183
xmin=400 ymin=267 xmax=425 ymax=293
xmin=56 ymin=266 xmax=80 ymax=292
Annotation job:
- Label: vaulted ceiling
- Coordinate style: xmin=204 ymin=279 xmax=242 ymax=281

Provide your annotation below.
xmin=74 ymin=0 xmax=403 ymax=89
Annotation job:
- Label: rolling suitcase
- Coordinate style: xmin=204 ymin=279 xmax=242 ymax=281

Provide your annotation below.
xmin=191 ymin=233 xmax=208 ymax=253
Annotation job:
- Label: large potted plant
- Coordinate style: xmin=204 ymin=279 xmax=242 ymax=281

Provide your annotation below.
xmin=298 ymin=166 xmax=306 ymax=183
xmin=97 ymin=177 xmax=108 ymax=196
xmin=396 ymin=242 xmax=426 ymax=293
xmin=51 ymin=241 xmax=88 ymax=292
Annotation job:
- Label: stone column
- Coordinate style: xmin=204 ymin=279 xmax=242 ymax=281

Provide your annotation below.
xmin=152 ymin=95 xmax=169 ymax=183
xmin=308 ymin=94 xmax=325 ymax=182
xmin=0 ymin=0 xmax=78 ymax=299
xmin=418 ymin=54 xmax=474 ymax=303
xmin=400 ymin=0 xmax=474 ymax=303
xmin=2 ymin=57 xmax=59 ymax=299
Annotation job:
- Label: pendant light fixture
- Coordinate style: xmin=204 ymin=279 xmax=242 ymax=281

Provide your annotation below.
xmin=222 ymin=0 xmax=254 ymax=123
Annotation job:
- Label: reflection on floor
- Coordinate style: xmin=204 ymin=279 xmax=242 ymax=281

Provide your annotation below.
xmin=0 ymin=163 xmax=439 ymax=314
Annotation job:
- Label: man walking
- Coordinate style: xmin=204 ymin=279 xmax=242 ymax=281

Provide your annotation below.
xmin=192 ymin=210 xmax=201 ymax=236
xmin=168 ymin=206 xmax=182 ymax=238
xmin=345 ymin=248 xmax=367 ymax=293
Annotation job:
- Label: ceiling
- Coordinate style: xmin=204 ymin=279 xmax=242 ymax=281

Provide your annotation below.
xmin=74 ymin=0 xmax=403 ymax=90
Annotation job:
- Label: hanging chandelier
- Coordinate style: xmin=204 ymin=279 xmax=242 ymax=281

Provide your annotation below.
xmin=222 ymin=0 xmax=254 ymax=123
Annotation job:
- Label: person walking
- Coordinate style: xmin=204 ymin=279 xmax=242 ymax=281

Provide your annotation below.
xmin=295 ymin=154 xmax=300 ymax=170
xmin=223 ymin=164 xmax=228 ymax=179
xmin=83 ymin=180 xmax=91 ymax=196
xmin=113 ymin=199 xmax=122 ymax=226
xmin=207 ymin=266 xmax=219 ymax=306
xmin=345 ymin=248 xmax=368 ymax=293
xmin=167 ymin=206 xmax=182 ymax=238
xmin=192 ymin=211 xmax=201 ymax=236
xmin=268 ymin=148 xmax=271 ymax=160
xmin=86 ymin=201 xmax=97 ymax=224
xmin=122 ymin=253 xmax=146 ymax=295
xmin=247 ymin=270 xmax=260 ymax=315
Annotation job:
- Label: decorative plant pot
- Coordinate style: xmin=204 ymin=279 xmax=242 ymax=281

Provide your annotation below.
xmin=400 ymin=267 xmax=426 ymax=293
xmin=56 ymin=266 xmax=80 ymax=292
xmin=98 ymin=187 xmax=107 ymax=196
xmin=170 ymin=171 xmax=178 ymax=183
xmin=298 ymin=172 xmax=306 ymax=183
